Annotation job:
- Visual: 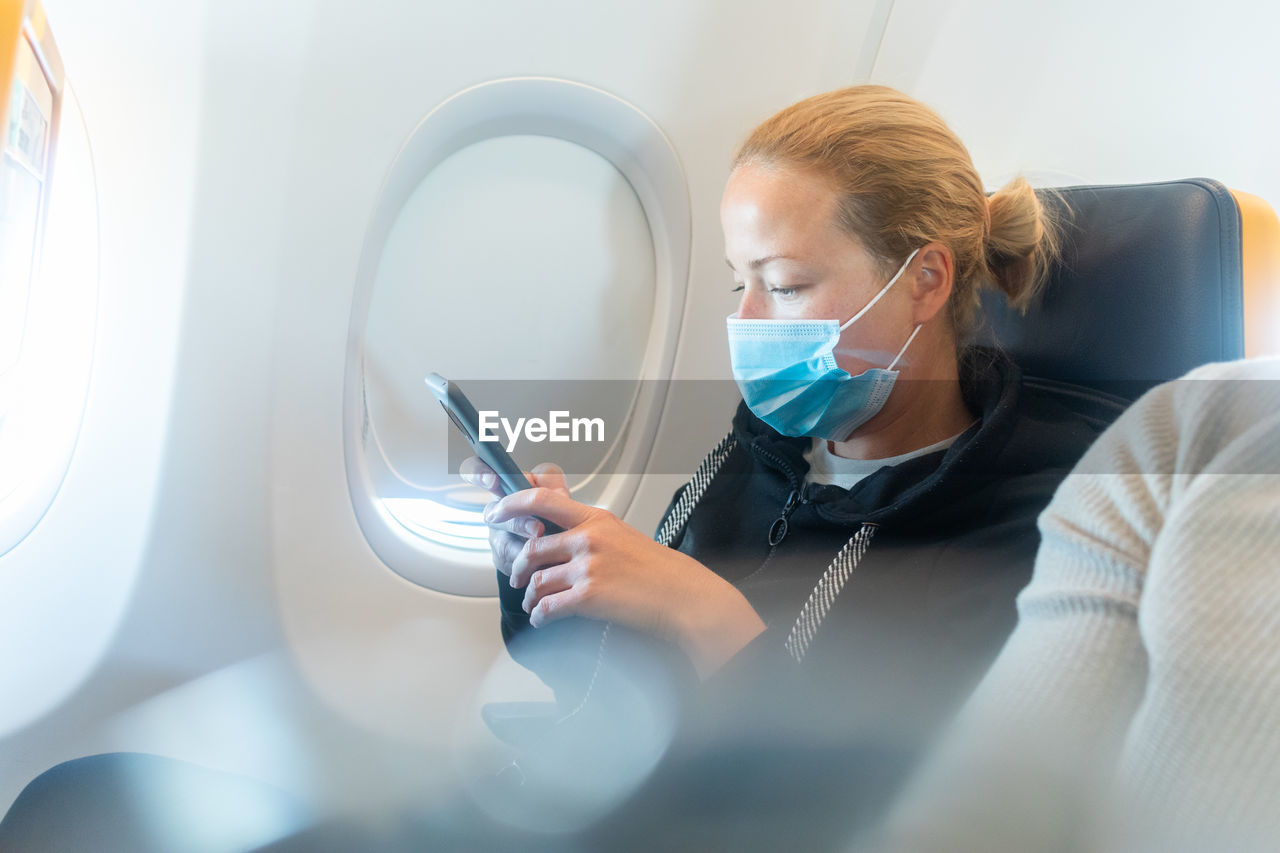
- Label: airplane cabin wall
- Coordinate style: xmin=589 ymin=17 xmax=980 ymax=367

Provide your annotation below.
xmin=0 ymin=0 xmax=896 ymax=816
xmin=0 ymin=0 xmax=213 ymax=813
xmin=873 ymin=0 xmax=1280 ymax=212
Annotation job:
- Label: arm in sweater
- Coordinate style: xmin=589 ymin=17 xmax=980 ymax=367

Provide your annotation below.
xmin=871 ymin=357 xmax=1280 ymax=853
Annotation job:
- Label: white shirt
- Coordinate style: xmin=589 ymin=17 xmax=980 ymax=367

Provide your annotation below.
xmin=802 ymin=428 xmax=970 ymax=490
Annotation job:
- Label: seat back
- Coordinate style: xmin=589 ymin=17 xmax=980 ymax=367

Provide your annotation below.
xmin=975 ymin=178 xmax=1280 ymax=400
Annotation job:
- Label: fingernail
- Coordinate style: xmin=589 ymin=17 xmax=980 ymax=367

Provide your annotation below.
xmin=484 ymin=503 xmax=498 ymax=522
xmin=522 ymin=600 xmax=531 ymax=614
xmin=524 ymin=519 xmax=542 ymax=538
xmin=509 ymin=573 xmax=516 ymax=587
xmin=481 ymin=472 xmax=495 ymax=490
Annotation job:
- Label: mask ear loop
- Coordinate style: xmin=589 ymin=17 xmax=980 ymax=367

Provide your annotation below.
xmin=886 ymin=324 xmax=923 ymax=370
xmin=837 ymin=248 xmax=922 ymax=332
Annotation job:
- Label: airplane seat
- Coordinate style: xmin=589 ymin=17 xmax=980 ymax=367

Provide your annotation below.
xmin=0 ymin=753 xmax=311 ymax=852
xmin=975 ymin=178 xmax=1280 ymax=398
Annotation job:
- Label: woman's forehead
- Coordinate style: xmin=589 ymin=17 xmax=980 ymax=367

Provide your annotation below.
xmin=721 ymin=163 xmax=861 ymax=264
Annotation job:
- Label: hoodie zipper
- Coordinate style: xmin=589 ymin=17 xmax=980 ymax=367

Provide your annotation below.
xmin=750 ymin=442 xmax=805 ymax=547
xmin=769 ymin=488 xmax=803 ymax=546
xmin=671 ymin=432 xmax=879 ymax=662
xmin=734 ymin=442 xmax=809 ymax=585
xmin=745 ymin=440 xmax=881 ymax=660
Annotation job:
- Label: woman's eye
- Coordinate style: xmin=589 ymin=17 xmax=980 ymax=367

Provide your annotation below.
xmin=730 ymin=284 xmax=744 ymax=293
xmin=769 ymin=286 xmax=801 ymax=298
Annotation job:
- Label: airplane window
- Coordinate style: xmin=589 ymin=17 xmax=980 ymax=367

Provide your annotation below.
xmin=364 ymin=134 xmax=655 ymax=553
xmin=345 ymin=78 xmax=690 ymax=595
xmin=0 ymin=8 xmax=98 ymax=557
xmin=0 ymin=78 xmax=48 ymax=378
xmin=1 ymin=40 xmax=53 ymax=426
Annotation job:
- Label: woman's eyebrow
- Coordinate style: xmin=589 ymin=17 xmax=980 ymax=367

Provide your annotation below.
xmin=724 ymin=254 xmax=798 ymax=271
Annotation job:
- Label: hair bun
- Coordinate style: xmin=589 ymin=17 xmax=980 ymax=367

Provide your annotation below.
xmin=984 ymin=178 xmax=1062 ymax=311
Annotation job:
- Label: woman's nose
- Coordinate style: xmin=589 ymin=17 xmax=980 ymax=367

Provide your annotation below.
xmin=736 ymin=288 xmax=767 ymax=320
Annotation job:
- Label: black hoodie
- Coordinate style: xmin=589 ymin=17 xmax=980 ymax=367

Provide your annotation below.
xmin=682 ymin=350 xmax=1123 ymax=717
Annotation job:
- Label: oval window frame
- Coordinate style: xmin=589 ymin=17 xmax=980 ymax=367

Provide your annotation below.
xmin=344 ymin=77 xmax=691 ymax=596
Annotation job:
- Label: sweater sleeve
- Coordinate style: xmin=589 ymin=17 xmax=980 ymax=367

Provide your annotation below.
xmin=1104 ymin=361 xmax=1280 ymax=850
xmin=869 ymin=373 xmax=1179 ymax=852
xmin=872 ymin=358 xmax=1280 ymax=852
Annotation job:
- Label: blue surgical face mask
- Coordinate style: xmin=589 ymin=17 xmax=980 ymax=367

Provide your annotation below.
xmin=727 ymin=248 xmax=922 ymax=441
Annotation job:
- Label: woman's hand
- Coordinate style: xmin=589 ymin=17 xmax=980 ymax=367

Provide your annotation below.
xmin=458 ymin=457 xmax=568 ymax=579
xmin=484 ymin=483 xmax=767 ymax=680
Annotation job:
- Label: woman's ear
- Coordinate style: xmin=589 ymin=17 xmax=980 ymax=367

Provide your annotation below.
xmin=911 ymin=242 xmax=955 ymax=325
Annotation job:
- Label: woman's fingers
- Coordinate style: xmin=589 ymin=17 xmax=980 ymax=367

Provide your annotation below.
xmin=463 ymin=456 xmax=558 ymax=539
xmin=493 ymin=464 xmax=566 ymax=545
xmin=486 ymin=487 xmax=595 ymax=532
xmin=527 ymin=462 xmax=569 ymax=494
xmin=529 ymin=582 xmax=592 ymax=628
xmin=463 ymin=457 xmax=568 ymax=499
xmin=485 ymin=498 xmax=544 ymax=540
xmin=521 ymin=564 xmax=575 ymax=614
xmin=463 ymin=458 xmax=575 ymax=583
xmin=459 ymin=456 xmax=504 ymax=497
xmin=509 ymin=529 xmax=575 ymax=589
xmin=489 ymin=528 xmax=526 ymax=577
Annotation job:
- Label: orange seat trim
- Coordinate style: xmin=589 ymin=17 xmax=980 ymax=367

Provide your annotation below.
xmin=1231 ymin=188 xmax=1280 ymax=357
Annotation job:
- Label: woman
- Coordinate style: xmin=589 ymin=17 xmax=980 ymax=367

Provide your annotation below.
xmin=465 ymin=85 xmax=1120 ymax=844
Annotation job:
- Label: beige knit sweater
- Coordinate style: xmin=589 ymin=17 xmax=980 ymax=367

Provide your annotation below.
xmin=872 ymin=357 xmax=1280 ymax=853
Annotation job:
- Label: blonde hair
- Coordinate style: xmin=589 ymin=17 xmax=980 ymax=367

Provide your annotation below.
xmin=733 ymin=85 xmax=1062 ymax=338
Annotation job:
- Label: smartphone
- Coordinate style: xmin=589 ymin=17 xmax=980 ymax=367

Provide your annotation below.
xmin=425 ymin=372 xmax=564 ymax=534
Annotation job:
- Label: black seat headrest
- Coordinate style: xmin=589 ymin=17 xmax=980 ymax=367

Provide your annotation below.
xmin=975 ymin=178 xmax=1246 ymax=400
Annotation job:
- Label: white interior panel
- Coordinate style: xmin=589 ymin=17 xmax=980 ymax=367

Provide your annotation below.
xmin=872 ymin=0 xmax=1280 ymax=207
